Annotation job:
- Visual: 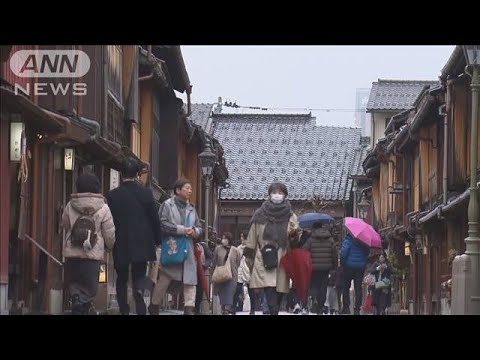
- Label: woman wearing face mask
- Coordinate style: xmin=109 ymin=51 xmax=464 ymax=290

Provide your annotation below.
xmin=243 ymin=182 xmax=300 ymax=315
xmin=212 ymin=232 xmax=241 ymax=314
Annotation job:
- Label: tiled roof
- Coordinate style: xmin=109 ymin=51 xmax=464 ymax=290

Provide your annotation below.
xmin=350 ymin=145 xmax=369 ymax=177
xmin=212 ymin=113 xmax=362 ymax=201
xmin=189 ymin=103 xmax=214 ymax=132
xmin=366 ymin=79 xmax=439 ymax=112
xmin=440 ymin=46 xmax=465 ymax=81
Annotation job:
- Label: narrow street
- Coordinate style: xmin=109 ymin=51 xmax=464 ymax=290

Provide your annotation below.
xmin=1 ymin=45 xmax=478 ymax=315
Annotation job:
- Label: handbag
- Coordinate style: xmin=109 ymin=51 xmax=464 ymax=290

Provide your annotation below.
xmin=212 ymin=248 xmax=233 ymax=284
xmin=363 ymin=293 xmax=373 ymax=312
xmin=375 ymin=273 xmax=391 ymax=290
xmin=160 ymin=213 xmax=190 ymax=266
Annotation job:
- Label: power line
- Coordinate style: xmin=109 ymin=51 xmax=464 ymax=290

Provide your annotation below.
xmin=223 ymin=103 xmax=367 ymax=113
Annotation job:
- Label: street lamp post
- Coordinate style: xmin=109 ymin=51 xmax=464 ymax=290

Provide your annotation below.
xmin=198 ymin=142 xmax=217 ymax=314
xmin=463 ymin=45 xmax=480 ymax=314
xmin=198 ymin=143 xmax=217 ymax=242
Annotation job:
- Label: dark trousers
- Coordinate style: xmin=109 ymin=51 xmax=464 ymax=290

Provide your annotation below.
xmin=65 ymin=258 xmax=100 ymax=315
xmin=310 ymin=270 xmax=330 ymax=312
xmin=233 ymin=283 xmax=257 ymax=313
xmin=287 ymin=288 xmax=302 ymax=309
xmin=264 ymin=287 xmax=284 ymax=315
xmin=375 ymin=305 xmax=386 ymax=315
xmin=194 ymin=283 xmax=204 ymax=314
xmin=233 ymin=283 xmax=244 ymax=312
xmin=115 ymin=262 xmax=147 ymax=315
xmin=342 ymin=267 xmax=364 ymax=313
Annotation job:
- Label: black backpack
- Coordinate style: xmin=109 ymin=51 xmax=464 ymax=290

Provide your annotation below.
xmin=261 ymin=244 xmax=278 ymax=270
xmin=70 ymin=210 xmax=97 ymax=248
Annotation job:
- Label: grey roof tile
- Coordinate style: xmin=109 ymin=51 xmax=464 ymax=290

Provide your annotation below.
xmin=189 ymin=103 xmax=214 ymax=131
xmin=366 ymin=79 xmax=439 ymax=112
xmin=212 ymin=112 xmax=362 ymax=201
xmin=350 ymin=145 xmax=369 ymax=177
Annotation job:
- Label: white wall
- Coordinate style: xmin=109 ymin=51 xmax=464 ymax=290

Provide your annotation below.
xmin=370 ymin=111 xmax=395 ymax=147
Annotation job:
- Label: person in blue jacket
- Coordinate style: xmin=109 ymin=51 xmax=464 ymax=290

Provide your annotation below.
xmin=340 ymin=231 xmax=369 ymax=315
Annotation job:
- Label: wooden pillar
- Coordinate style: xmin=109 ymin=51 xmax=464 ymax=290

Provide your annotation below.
xmin=0 ymin=117 xmax=10 ymax=287
xmin=30 ymin=141 xmax=40 ymax=306
xmin=40 ymin=147 xmax=54 ymax=312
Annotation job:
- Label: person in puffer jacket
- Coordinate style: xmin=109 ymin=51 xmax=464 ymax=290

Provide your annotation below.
xmin=62 ymin=173 xmax=115 ymax=315
xmin=339 ymin=232 xmax=369 ymax=315
xmin=303 ymin=222 xmax=338 ymax=314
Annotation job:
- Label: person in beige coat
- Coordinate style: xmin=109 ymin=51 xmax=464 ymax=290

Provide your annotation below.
xmin=212 ymin=232 xmax=241 ymax=314
xmin=244 ymin=182 xmax=299 ymax=315
xmin=62 ymin=173 xmax=115 ymax=315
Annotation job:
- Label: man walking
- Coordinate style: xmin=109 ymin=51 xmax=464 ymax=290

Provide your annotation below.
xmin=107 ymin=158 xmax=161 ymax=315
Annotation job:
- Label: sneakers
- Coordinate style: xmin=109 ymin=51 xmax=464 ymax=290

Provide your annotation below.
xmin=293 ymin=303 xmax=302 ymax=314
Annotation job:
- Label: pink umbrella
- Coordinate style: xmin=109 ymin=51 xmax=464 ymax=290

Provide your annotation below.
xmin=344 ymin=217 xmax=382 ymax=249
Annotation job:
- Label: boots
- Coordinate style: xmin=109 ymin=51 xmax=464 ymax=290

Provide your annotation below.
xmin=184 ymin=306 xmax=195 ymax=315
xmin=71 ymin=295 xmax=90 ymax=315
xmin=133 ymin=289 xmax=146 ymax=315
xmin=148 ymin=304 xmax=160 ymax=315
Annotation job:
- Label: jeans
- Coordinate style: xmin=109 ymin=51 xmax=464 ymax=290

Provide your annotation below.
xmin=260 ymin=290 xmax=269 ymax=312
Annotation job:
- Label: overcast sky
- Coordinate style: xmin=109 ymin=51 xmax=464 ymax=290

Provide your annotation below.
xmin=179 ymin=45 xmax=455 ymax=127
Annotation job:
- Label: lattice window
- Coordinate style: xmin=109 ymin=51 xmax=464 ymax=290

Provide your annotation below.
xmin=106 ymin=45 xmax=122 ymax=103
xmin=131 ymin=123 xmax=140 ymax=157
xmin=107 ymin=94 xmax=126 ymax=144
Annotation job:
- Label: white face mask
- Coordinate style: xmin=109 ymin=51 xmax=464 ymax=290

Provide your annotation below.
xmin=270 ymin=193 xmax=285 ymax=204
xmin=221 ymin=238 xmax=229 ymax=246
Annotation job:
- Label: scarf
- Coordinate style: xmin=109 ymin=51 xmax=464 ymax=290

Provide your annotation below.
xmin=174 ymin=196 xmax=188 ymax=224
xmin=251 ymin=199 xmax=293 ymax=249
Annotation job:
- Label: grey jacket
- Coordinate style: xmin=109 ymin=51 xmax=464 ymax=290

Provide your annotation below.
xmin=158 ymin=196 xmax=203 ymax=285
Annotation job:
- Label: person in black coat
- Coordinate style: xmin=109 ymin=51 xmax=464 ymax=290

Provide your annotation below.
xmin=106 ymin=158 xmax=161 ymax=315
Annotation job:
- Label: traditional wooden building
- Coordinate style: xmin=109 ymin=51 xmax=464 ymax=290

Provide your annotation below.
xmin=363 ymin=46 xmax=476 ymax=315
xmin=0 ymin=45 xmax=150 ymax=314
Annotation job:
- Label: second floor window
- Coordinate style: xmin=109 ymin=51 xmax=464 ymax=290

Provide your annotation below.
xmin=107 ymin=45 xmax=122 ymax=103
